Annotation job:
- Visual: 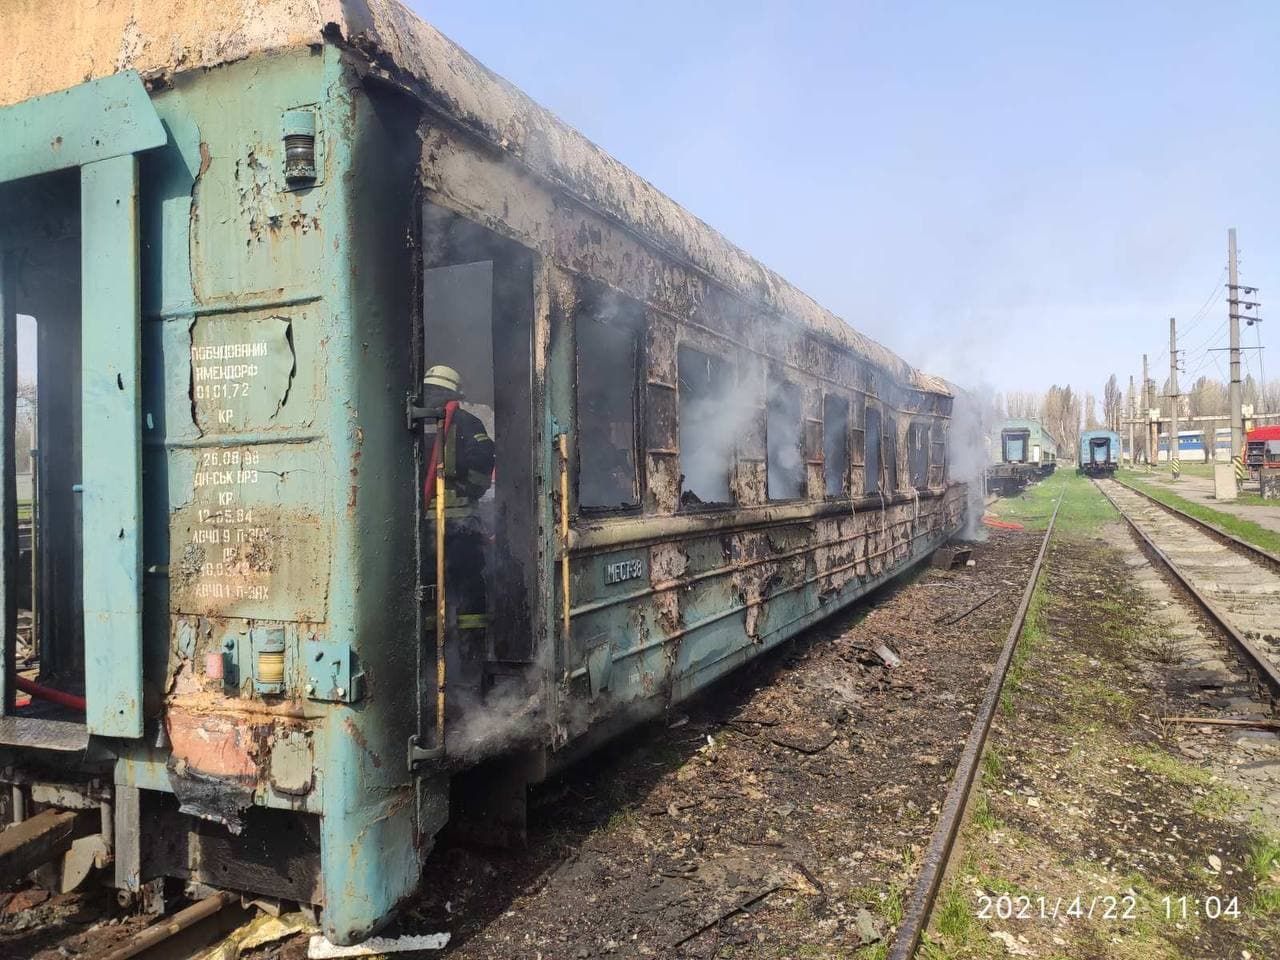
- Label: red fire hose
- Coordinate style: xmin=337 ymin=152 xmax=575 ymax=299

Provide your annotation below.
xmin=15 ymin=676 xmax=86 ymax=712
xmin=423 ymin=400 xmax=460 ymax=506
xmin=982 ymin=514 xmax=1025 ymax=531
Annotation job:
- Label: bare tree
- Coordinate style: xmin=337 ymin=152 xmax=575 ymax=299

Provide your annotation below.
xmin=1102 ymin=374 xmax=1124 ymax=432
xmin=1263 ymin=379 xmax=1280 ymax=414
xmin=1084 ymin=392 xmax=1101 ymax=430
xmin=1186 ymin=376 xmax=1227 ymax=418
xmin=1005 ymin=391 xmax=1041 ymax=419
xmin=1041 ymin=384 xmax=1082 ymax=459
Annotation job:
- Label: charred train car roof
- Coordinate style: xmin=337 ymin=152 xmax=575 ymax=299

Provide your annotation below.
xmin=2 ymin=0 xmax=949 ymax=400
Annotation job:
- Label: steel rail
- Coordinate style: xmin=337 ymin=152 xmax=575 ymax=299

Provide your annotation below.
xmin=887 ymin=491 xmax=1062 ymax=960
xmin=98 ymin=890 xmax=238 ymax=960
xmin=1096 ymin=479 xmax=1280 ymax=702
xmin=1111 ymin=475 xmax=1280 ymax=574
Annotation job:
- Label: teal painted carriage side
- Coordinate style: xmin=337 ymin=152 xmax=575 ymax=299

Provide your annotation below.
xmin=132 ymin=48 xmax=425 ymax=941
xmin=0 ymin=50 xmax=428 ymax=941
xmin=999 ymin=418 xmax=1059 ymax=462
xmin=0 ymin=9 xmax=967 ymax=945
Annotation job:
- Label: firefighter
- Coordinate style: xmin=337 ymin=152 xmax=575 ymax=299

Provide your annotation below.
xmin=422 ymin=365 xmax=494 ymax=627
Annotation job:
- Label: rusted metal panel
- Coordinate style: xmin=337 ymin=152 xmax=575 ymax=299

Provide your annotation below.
xmin=169 ymin=443 xmax=330 ymax=622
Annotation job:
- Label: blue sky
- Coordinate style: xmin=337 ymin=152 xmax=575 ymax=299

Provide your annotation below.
xmin=412 ymin=1 xmax=1279 ymax=403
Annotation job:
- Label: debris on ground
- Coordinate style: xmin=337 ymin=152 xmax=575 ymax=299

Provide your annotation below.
xmin=3 ymin=533 xmax=1044 ymax=960
xmin=307 ymin=931 xmax=451 ymax=958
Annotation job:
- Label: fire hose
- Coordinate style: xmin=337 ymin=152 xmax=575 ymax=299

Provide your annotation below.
xmin=15 ymin=676 xmax=87 ymax=712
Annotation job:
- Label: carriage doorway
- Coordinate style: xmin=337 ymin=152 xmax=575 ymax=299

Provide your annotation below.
xmin=416 ymin=202 xmax=537 ymax=752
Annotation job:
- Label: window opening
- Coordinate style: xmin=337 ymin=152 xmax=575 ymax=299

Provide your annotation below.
xmin=766 ymin=378 xmax=803 ymax=500
xmin=930 ymin=425 xmax=947 ymax=486
xmin=883 ymin=415 xmax=899 ymax=493
xmin=908 ymin=421 xmax=929 ymax=490
xmin=1 ymin=169 xmax=83 ymax=720
xmin=823 ymin=394 xmax=849 ymax=497
xmin=677 ymin=346 xmax=734 ymax=506
xmin=864 ymin=407 xmax=882 ymax=496
xmin=576 ymin=293 xmax=641 ymax=511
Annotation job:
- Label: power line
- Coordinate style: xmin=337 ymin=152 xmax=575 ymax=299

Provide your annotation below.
xmin=1179 ymin=267 xmax=1229 ymax=336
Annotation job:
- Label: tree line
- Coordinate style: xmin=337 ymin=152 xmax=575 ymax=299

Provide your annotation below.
xmin=994 ymin=374 xmax=1280 ymax=460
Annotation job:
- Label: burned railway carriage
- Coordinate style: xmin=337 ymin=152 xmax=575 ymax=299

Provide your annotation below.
xmin=0 ymin=1 xmax=965 ymax=944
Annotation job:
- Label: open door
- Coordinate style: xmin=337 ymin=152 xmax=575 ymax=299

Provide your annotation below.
xmin=0 ymin=72 xmax=164 ymax=745
xmin=413 ymin=203 xmax=537 ymax=762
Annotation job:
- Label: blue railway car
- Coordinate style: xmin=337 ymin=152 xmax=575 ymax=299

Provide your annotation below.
xmin=0 ymin=0 xmax=967 ymax=944
xmin=1079 ymin=430 xmax=1122 ymax=476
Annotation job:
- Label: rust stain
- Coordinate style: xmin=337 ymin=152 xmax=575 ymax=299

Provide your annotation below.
xmin=343 ymin=717 xmax=383 ymax=768
xmin=166 ymin=706 xmax=259 ymax=781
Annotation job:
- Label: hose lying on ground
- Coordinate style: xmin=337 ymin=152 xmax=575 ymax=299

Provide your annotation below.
xmin=982 ymin=514 xmax=1025 ymax=531
xmin=15 ymin=676 xmax=87 ymax=712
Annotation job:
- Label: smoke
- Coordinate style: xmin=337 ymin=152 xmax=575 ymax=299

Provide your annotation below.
xmin=677 ymin=354 xmax=760 ymax=505
xmin=445 ymin=677 xmax=545 ymax=763
xmin=766 ymin=379 xmax=804 ymax=499
xmin=949 ymin=382 xmax=999 ymax=540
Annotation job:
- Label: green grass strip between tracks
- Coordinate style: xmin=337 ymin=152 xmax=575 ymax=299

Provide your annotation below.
xmin=1119 ymin=475 xmax=1280 ymax=558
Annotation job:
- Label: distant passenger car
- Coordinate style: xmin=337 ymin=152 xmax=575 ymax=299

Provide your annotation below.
xmin=1079 ymin=430 xmax=1122 ymax=476
xmin=986 ymin=418 xmax=1059 ymax=495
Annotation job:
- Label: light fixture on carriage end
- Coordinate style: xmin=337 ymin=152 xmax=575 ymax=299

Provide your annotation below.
xmin=283 ymin=108 xmax=318 ymax=186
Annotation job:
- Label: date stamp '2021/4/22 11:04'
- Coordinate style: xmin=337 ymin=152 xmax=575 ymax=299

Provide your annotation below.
xmin=975 ymin=892 xmax=1243 ymax=922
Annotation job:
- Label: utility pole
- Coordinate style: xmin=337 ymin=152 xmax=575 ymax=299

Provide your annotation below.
xmin=1169 ymin=317 xmax=1181 ymax=480
xmin=1143 ymin=353 xmax=1154 ymax=471
xmin=1128 ymin=374 xmax=1136 ymax=467
xmin=1228 ymin=228 xmax=1244 ymax=478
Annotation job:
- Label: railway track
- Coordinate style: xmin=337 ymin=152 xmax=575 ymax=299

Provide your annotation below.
xmin=888 ymin=494 xmax=1063 ymax=960
xmin=1096 ymin=477 xmax=1280 ymax=704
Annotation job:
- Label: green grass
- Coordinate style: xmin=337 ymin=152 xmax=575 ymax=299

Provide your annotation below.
xmin=932 ymin=886 xmax=976 ymax=941
xmin=1125 ymin=747 xmax=1248 ymax=820
xmin=980 ymin=747 xmax=1002 ymax=784
xmin=972 ymin=794 xmax=1001 ymax=832
xmin=1247 ymin=834 xmax=1280 ymax=914
xmin=1119 ymin=476 xmax=1280 ymax=556
xmin=1001 ymin=570 xmax=1049 ymax=716
xmin=1151 ymin=460 xmax=1217 ymax=479
xmin=990 ymin=469 xmax=1117 ymax=536
xmin=1127 ymin=748 xmax=1216 ymax=788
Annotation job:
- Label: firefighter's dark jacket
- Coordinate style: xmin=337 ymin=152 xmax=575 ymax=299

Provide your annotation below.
xmin=433 ymin=406 xmax=494 ymax=517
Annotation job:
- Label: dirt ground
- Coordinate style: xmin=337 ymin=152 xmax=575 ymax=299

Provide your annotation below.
xmin=923 ymin=479 xmax=1280 ymax=960
xmin=17 ymin=474 xmax=1274 ymax=960
xmin=378 ymin=530 xmax=1043 ymax=960
xmin=1 ymin=528 xmax=1042 ymax=960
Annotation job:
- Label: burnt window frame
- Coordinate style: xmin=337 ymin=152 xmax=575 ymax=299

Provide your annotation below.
xmin=765 ymin=375 xmax=805 ymax=502
xmin=929 ymin=422 xmax=947 ymax=487
xmin=573 ymin=289 xmax=645 ymax=516
xmin=907 ymin=419 xmax=931 ymax=491
xmin=822 ymin=393 xmax=851 ymax=498
xmin=883 ymin=413 xmax=899 ymax=494
xmin=676 ymin=343 xmax=737 ymax=510
xmin=864 ymin=405 xmax=882 ymax=496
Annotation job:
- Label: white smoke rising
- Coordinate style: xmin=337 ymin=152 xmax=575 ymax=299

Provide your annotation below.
xmin=678 ymin=359 xmax=760 ymax=505
xmin=949 ymin=383 xmax=998 ymax=540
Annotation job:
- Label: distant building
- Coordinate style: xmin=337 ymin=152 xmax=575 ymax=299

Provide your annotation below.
xmin=1156 ymin=428 xmax=1232 ymax=462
